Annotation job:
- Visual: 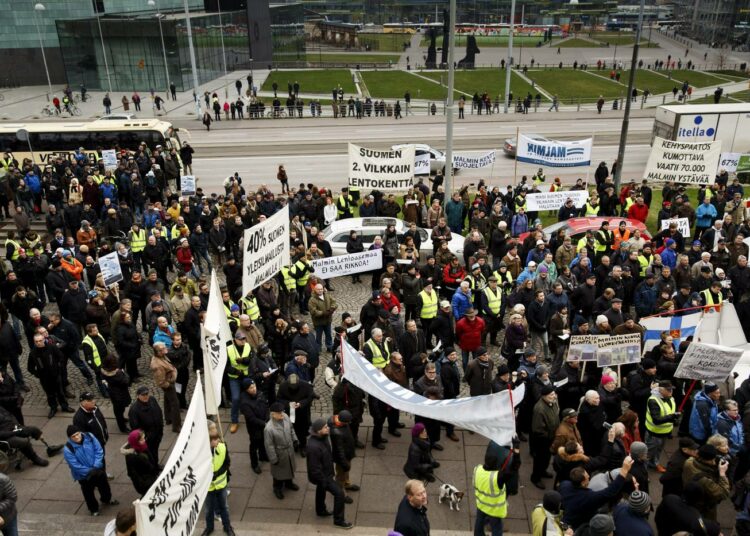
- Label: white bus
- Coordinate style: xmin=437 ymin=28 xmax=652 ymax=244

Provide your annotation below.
xmin=0 ymin=119 xmax=185 ymax=165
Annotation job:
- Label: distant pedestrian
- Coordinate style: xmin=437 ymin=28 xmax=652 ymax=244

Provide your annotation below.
xmin=131 ymin=92 xmax=141 ymax=111
xmin=103 ymin=94 xmax=112 ymax=115
xmin=169 ymin=82 xmax=176 ymax=100
xmin=128 ymin=386 xmax=164 ymax=464
xmin=597 ymin=95 xmax=605 ymax=114
xmin=235 ymin=79 xmax=242 ymax=96
xmin=203 ymin=112 xmax=212 ymax=131
xmin=395 ymin=101 xmax=402 ymax=119
xmin=548 ymin=95 xmax=559 ymax=112
xmin=203 ymin=431 xmax=235 ymax=536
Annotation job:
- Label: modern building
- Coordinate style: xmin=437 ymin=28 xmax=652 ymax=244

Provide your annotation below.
xmin=672 ymin=0 xmax=749 ymax=46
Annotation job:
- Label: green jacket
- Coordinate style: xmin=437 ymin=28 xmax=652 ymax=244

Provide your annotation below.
xmin=532 ymin=399 xmax=561 ymax=441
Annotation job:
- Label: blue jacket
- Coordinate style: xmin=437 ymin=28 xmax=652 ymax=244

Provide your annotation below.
xmin=451 ymin=289 xmax=472 ymax=320
xmin=689 ymin=391 xmax=718 ymax=442
xmin=717 ymin=411 xmax=744 ymax=456
xmin=511 ymin=213 xmax=528 ymax=236
xmin=560 ymin=474 xmax=626 ymax=529
xmin=26 ymin=173 xmax=41 ymax=194
xmin=516 ymin=267 xmax=536 ymax=286
xmin=695 ymin=202 xmax=717 ymax=228
xmin=526 ymin=248 xmax=550 ymax=266
xmin=517 ymin=356 xmax=539 ymax=378
xmin=445 ymin=200 xmax=464 ymax=230
xmin=63 ymin=433 xmax=104 ymax=481
xmin=143 ymin=210 xmax=160 ymax=229
xmin=634 ymin=281 xmax=658 ymax=317
xmin=612 ymin=503 xmax=654 ymax=536
xmin=661 ymin=248 xmax=677 ymax=269
xmin=152 ymin=326 xmax=175 ymax=348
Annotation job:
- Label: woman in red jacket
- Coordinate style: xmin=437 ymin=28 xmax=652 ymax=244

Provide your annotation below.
xmin=175 ymin=239 xmax=197 ymax=278
xmin=442 ymin=257 xmax=466 ymax=296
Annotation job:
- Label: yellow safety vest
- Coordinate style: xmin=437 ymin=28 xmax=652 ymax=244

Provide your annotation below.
xmin=577 ymin=237 xmax=589 ymax=253
xmin=227 ymin=342 xmax=251 ymax=379
xmin=701 ymin=289 xmax=723 ymax=311
xmin=169 ymin=225 xmax=181 ymax=241
xmin=130 ymin=229 xmax=146 ymax=252
xmin=280 ymin=266 xmax=296 ymax=292
xmin=365 ymin=338 xmax=390 ymax=369
xmin=492 ymin=270 xmax=514 ymax=295
xmin=292 ymin=260 xmax=310 ymax=287
xmin=419 ymin=289 xmax=438 ymax=319
xmin=82 ymin=335 xmax=104 ymax=367
xmin=484 ymin=286 xmax=502 ymax=315
xmin=24 ymin=237 xmax=40 ymax=251
xmin=637 ymin=254 xmax=652 ymax=277
xmin=645 ymin=395 xmax=676 ymax=435
xmin=624 ymin=198 xmax=635 ymax=213
xmin=584 ymin=203 xmax=599 ymax=217
xmin=514 ymin=197 xmax=526 ymax=212
xmin=594 ymin=230 xmax=611 ymax=253
xmin=465 ymin=273 xmax=487 ymax=291
xmin=4 ymin=239 xmax=20 ymax=261
xmin=551 ymin=183 xmax=561 ymax=192
xmin=473 ymin=465 xmax=508 ymax=518
xmin=241 ymin=296 xmax=260 ymax=321
xmin=92 ymin=174 xmax=104 ymax=185
xmin=336 ymin=195 xmax=353 ymax=216
xmin=533 ymin=173 xmax=546 ymax=186
xmin=208 ymin=442 xmax=229 ymax=491
xmin=223 ymin=300 xmax=236 ymax=319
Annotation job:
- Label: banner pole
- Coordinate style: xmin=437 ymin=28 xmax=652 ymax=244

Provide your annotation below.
xmin=200 ymin=369 xmax=225 ymax=442
xmin=678 ymin=379 xmax=697 ymax=412
xmin=513 ymin=127 xmax=520 ymax=187
xmin=489 ymin=149 xmax=497 ymax=181
xmin=580 ymin=360 xmax=586 ymax=383
xmin=617 ymin=364 xmax=621 ymax=387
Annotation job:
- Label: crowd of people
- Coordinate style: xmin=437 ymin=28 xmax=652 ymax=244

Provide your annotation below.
xmin=1 ymin=139 xmax=750 ymax=536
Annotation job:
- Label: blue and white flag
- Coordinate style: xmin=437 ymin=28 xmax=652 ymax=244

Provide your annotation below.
xmin=341 ymin=341 xmax=523 ymax=446
xmin=516 ymin=134 xmax=592 ymax=167
xmin=640 ymin=311 xmax=703 ymax=353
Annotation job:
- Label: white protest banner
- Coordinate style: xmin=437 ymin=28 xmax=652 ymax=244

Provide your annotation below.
xmin=595 ymin=333 xmax=643 ymax=368
xmin=414 ymin=152 xmax=431 ymax=176
xmin=202 ymin=270 xmax=231 ymax=414
xmin=643 ymin=137 xmax=722 ymax=185
xmin=674 ymin=341 xmax=744 ymax=381
xmin=525 ymin=190 xmax=589 ymax=212
xmin=311 ymin=250 xmax=382 ymax=280
xmin=242 ymin=205 xmax=290 ymax=296
xmin=101 ymin=149 xmax=117 ymax=169
xmin=516 ymin=135 xmax=592 ymax=167
xmin=660 ymin=217 xmax=691 ymax=238
xmin=135 ymin=374 xmax=212 ymax=536
xmin=348 ymin=143 xmax=415 ymax=190
xmin=180 ymin=175 xmax=196 ymax=195
xmin=718 ymin=152 xmax=742 ymax=173
xmin=98 ymin=251 xmax=123 ymax=287
xmin=342 ymin=341 xmax=523 ymax=445
xmin=452 ymin=150 xmax=496 ymax=169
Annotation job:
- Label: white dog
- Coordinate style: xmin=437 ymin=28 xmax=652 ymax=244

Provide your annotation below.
xmin=438 ymin=483 xmax=465 ymax=511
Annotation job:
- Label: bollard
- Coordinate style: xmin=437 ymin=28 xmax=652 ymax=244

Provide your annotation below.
xmin=577 ymin=99 xmax=580 ymax=112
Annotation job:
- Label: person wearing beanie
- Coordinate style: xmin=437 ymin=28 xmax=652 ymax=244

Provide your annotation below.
xmin=530 ymin=384 xmax=560 ymax=489
xmin=585 ymin=513 xmax=615 ymax=536
xmin=63 ymin=424 xmax=119 ymax=516
xmin=689 ymin=383 xmax=721 ymax=444
xmin=531 ymin=490 xmax=567 ymax=536
xmin=628 ymin=441 xmax=651 ymax=493
xmin=404 ymin=423 xmax=438 ymax=483
xmin=626 ymin=358 xmax=658 ymax=439
xmin=239 ymin=378 xmax=270 ymax=475
xmin=263 ymin=401 xmax=300 ymax=500
xmin=491 ymin=362 xmax=524 ymax=394
xmin=330 ymin=410 xmax=360 ymax=498
xmin=681 ymin=443 xmax=730 ymax=521
xmin=305 ymin=417 xmax=353 ymax=529
xmin=120 ymin=429 xmax=159 ymax=497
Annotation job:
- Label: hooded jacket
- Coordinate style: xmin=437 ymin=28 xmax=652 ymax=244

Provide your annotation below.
xmin=63 ymin=432 xmax=104 ymax=481
xmin=689 ymin=391 xmax=718 ymax=442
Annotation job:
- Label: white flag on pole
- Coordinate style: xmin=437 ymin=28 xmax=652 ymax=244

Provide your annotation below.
xmin=135 ymin=374 xmax=212 ymax=536
xmin=202 ymin=270 xmax=230 ymax=414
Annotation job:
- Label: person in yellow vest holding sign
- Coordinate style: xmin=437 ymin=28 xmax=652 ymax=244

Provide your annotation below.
xmin=473 ymin=450 xmax=509 ymax=536
xmin=202 ymin=431 xmax=236 ymax=536
xmin=700 ymin=281 xmax=724 ymax=313
xmin=336 ymin=187 xmax=355 ymax=219
xmin=645 ymin=380 xmax=678 ymax=473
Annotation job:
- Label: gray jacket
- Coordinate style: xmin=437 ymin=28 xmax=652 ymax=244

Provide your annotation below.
xmin=264 ymin=414 xmax=298 ymax=481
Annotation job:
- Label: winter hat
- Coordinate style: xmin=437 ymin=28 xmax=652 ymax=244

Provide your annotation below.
xmin=704 ymin=383 xmax=719 ymax=394
xmin=269 ymin=401 xmax=285 ymax=413
xmin=311 ymin=418 xmax=327 ymax=434
xmin=641 ymin=358 xmax=657 ymax=370
xmin=338 ymin=410 xmax=353 ymax=423
xmin=540 ymin=384 xmax=555 ymax=396
xmin=601 ymin=375 xmax=615 ymax=386
xmin=538 ymin=265 xmax=548 ymax=273
xmin=342 ymin=312 xmax=352 ymax=321
xmin=542 ymin=490 xmax=562 ymax=514
xmin=476 ymin=346 xmax=488 ymax=356
xmin=665 ymin=238 xmax=675 ymax=247
xmin=630 ymin=441 xmax=648 ymax=460
xmin=128 ymin=429 xmax=148 ymax=453
xmin=241 ymin=378 xmax=255 ymax=390
xmin=588 ymin=514 xmax=615 ymax=536
xmin=698 ymin=444 xmax=718 ymax=460
xmin=628 ymin=491 xmax=651 ymax=515
xmin=596 ymin=315 xmax=608 ymax=325
xmin=443 ymin=346 xmax=456 ymax=356
xmin=537 ymin=365 xmax=550 ymax=377
xmin=411 ymin=422 xmax=426 ymax=438
xmin=66 ymin=425 xmax=81 ymax=438
xmin=496 ymin=364 xmax=510 ymax=377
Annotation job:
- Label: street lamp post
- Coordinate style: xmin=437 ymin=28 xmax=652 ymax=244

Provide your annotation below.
xmin=94 ymin=7 xmax=113 ymax=93
xmin=33 ymin=3 xmax=52 ymax=101
xmin=147 ymin=0 xmax=171 ymax=94
xmin=183 ymin=0 xmax=202 ymax=118
xmin=504 ymin=0 xmax=516 ymax=113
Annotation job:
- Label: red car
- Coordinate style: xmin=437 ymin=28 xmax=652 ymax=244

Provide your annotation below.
xmin=519 ymin=217 xmax=651 ymax=243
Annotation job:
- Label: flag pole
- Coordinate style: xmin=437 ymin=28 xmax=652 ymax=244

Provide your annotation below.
xmin=678 ymin=379 xmax=697 ymax=413
xmin=513 ymin=127 xmax=520 ymax=187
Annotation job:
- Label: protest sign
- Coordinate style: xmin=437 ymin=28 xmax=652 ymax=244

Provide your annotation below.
xmin=135 ymin=374 xmax=212 ymax=536
xmin=643 ymin=137 xmax=722 ymax=185
xmin=414 ymin=152 xmax=431 ymax=175
xmin=202 ymin=271 xmax=231 ymax=414
xmin=452 ymin=150 xmax=496 ymax=169
xmin=718 ymin=152 xmax=742 ymax=173
xmin=348 ymin=143 xmax=415 ymax=190
xmin=660 ymin=217 xmax=691 ymax=238
xmin=311 ymin=250 xmax=382 ymax=279
xmin=568 ymin=335 xmax=602 ymax=362
xmin=674 ymin=341 xmax=744 ymax=380
xmin=101 ymin=149 xmax=117 ymax=169
xmin=98 ymin=251 xmax=123 ymax=287
xmin=516 ymin=135 xmax=592 ymax=167
xmin=242 ymin=205 xmax=290 ymax=296
xmin=180 ymin=175 xmax=196 ymax=195
xmin=525 ymin=190 xmax=589 ymax=212
xmin=595 ymin=333 xmax=643 ymax=367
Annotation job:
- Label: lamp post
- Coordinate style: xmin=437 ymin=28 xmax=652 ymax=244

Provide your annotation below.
xmin=94 ymin=5 xmax=113 ymax=93
xmin=183 ymin=0 xmax=202 ymax=118
xmin=147 ymin=0 xmax=171 ymax=94
xmin=33 ymin=3 xmax=52 ymax=101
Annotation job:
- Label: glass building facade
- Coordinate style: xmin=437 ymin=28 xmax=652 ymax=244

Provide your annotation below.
xmin=56 ymin=10 xmax=251 ymax=92
xmin=270 ymin=3 xmax=306 ymax=63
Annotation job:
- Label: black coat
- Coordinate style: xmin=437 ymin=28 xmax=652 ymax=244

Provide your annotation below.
xmin=331 ymin=380 xmax=365 ymax=423
xmin=394 ymin=495 xmax=430 ymax=536
xmin=114 ymin=322 xmax=141 ymax=356
xmin=306 ymin=433 xmax=334 ymax=485
xmin=49 ymin=317 xmax=81 ymax=357
xmin=330 ymin=423 xmax=355 ymax=468
xmin=0 ymin=323 xmax=21 ymax=366
xmin=45 ymin=269 xmax=72 ymax=303
xmin=73 ymin=406 xmax=109 ymax=447
xmin=122 ymin=446 xmax=159 ymax=496
xmin=27 ymin=344 xmax=63 ymax=381
xmin=128 ymin=397 xmax=164 ymax=440
xmin=439 ymin=358 xmax=461 ymax=400
xmin=59 ymin=288 xmax=88 ymax=325
xmin=101 ymin=369 xmax=131 ymax=407
xmin=578 ymin=402 xmax=606 ymax=457
xmin=239 ymin=391 xmax=269 ymax=433
xmin=404 ymin=437 xmax=434 ymax=479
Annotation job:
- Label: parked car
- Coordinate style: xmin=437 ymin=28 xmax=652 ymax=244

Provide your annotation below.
xmin=323 ymin=217 xmax=464 ymax=258
xmin=519 ymin=217 xmax=652 ymax=243
xmin=503 ymin=134 xmax=550 ymax=157
xmin=391 ymin=144 xmax=458 ymax=175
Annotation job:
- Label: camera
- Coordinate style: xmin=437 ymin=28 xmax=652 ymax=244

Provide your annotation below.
xmin=603 ymin=422 xmax=612 ymax=430
xmin=718 ymin=455 xmax=731 ymax=465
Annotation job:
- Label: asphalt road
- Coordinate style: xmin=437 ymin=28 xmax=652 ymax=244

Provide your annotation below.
xmin=186 ymin=114 xmax=656 ymax=191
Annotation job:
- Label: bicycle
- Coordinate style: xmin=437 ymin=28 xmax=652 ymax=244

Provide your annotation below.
xmin=266 ymin=108 xmax=287 ymax=119
xmin=41 ymin=104 xmax=59 ymax=117
xmin=62 ymin=104 xmax=81 ymax=117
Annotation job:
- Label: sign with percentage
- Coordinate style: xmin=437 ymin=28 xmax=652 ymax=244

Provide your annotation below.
xmin=242 ymin=205 xmax=290 ymax=295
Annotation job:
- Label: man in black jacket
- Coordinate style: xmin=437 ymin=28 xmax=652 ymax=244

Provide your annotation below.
xmin=394 ymin=479 xmax=430 ymax=536
xmin=277 ymin=374 xmax=314 ymax=455
xmin=330 ymin=410 xmax=359 ymax=499
xmin=659 ymin=436 xmax=698 ymax=497
xmin=627 ymin=359 xmax=658 ymax=439
xmin=306 ymin=418 xmax=352 ymax=529
xmin=239 ymin=379 xmax=269 ymax=474
xmin=59 ymin=280 xmax=88 ymax=330
xmin=128 ymin=386 xmax=164 ymax=464
xmin=48 ymin=312 xmax=93 ymax=387
xmin=331 ymin=379 xmax=365 ymax=449
xmin=73 ymin=392 xmax=109 ymax=453
xmin=45 ymin=259 xmax=72 ymax=304
xmin=428 ymin=301 xmax=455 ymax=350
xmin=28 ymin=333 xmax=74 ymax=418
xmin=0 ymin=406 xmax=60 ymax=466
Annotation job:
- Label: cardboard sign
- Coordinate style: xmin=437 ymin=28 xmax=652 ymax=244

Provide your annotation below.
xmin=452 ymin=150 xmax=496 ymax=169
xmin=101 ymin=149 xmax=117 ymax=170
xmin=348 ymin=143 xmax=415 ymax=190
xmin=180 ymin=175 xmax=196 ymax=195
xmin=98 ymin=251 xmax=123 ymax=287
xmin=643 ymin=137 xmax=722 ymax=185
xmin=525 ymin=190 xmax=589 ymax=211
xmin=660 ymin=217 xmax=691 ymax=237
xmin=242 ymin=206 xmax=290 ymax=295
xmin=674 ymin=341 xmax=743 ymax=380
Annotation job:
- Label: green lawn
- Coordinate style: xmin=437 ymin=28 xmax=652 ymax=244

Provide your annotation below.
xmin=554 ymin=38 xmax=606 ymax=48
xmin=358 ymin=33 xmax=412 ymax=52
xmin=709 ymin=70 xmax=750 ymax=80
xmin=662 ymin=69 xmax=729 ymax=87
xmin=586 ymin=68 xmax=733 ymax=95
xmin=690 ymin=90 xmax=750 ymax=104
xmin=261 ymin=70 xmax=357 ymax=95
xmin=361 ymin=71 xmax=455 ymax=100
xmin=419 ymin=34 xmax=544 ymax=47
xmin=525 ymin=69 xmax=626 ymax=101
xmin=309 ymin=53 xmax=401 ymax=64
xmin=418 ymin=68 xmax=547 ymax=101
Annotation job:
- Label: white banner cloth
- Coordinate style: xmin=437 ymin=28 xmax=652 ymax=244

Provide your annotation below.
xmin=348 ymin=143 xmax=415 ymax=190
xmin=643 ymin=137 xmax=722 ymax=185
xmin=311 ymin=250 xmax=383 ymax=279
xmin=516 ymin=135 xmax=592 ymax=167
xmin=202 ymin=270 xmax=231 ymax=414
xmin=525 ymin=190 xmax=589 ymax=211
